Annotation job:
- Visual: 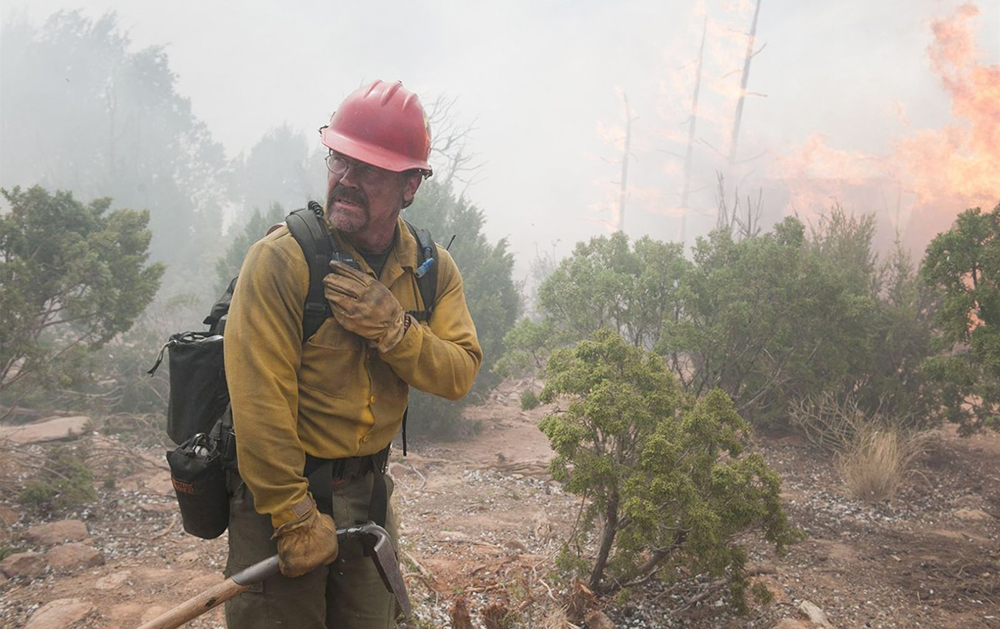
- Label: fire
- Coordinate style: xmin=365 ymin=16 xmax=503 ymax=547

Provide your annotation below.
xmin=769 ymin=3 xmax=998 ymax=254
xmin=898 ymin=3 xmax=1000 ymax=249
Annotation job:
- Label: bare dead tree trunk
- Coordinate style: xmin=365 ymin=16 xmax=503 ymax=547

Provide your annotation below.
xmin=618 ymin=93 xmax=633 ymax=233
xmin=728 ymin=0 xmax=763 ymax=165
xmin=680 ymin=15 xmax=708 ymax=245
xmin=589 ymin=491 xmax=620 ymax=591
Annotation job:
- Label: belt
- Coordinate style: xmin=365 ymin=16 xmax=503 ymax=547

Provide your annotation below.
xmin=303 ymin=444 xmax=391 ymax=480
xmin=304 ymin=445 xmax=391 ymax=528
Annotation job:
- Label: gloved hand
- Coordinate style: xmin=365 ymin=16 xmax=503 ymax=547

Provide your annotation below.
xmin=323 ymin=260 xmax=407 ymax=353
xmin=273 ymin=494 xmax=339 ymax=578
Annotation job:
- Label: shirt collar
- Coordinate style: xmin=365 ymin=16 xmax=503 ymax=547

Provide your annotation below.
xmin=330 ymin=216 xmax=418 ymax=284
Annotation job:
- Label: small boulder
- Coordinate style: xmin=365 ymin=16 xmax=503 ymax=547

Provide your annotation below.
xmin=0 ymin=551 xmax=47 ymax=578
xmin=0 ymin=415 xmax=90 ymax=444
xmin=26 ymin=598 xmax=95 ymax=629
xmin=139 ymin=606 xmax=168 ymax=624
xmin=175 ymin=550 xmax=201 ymax=564
xmin=954 ymin=508 xmax=992 ymax=522
xmin=46 ymin=543 xmax=104 ymax=572
xmin=25 ymin=520 xmax=89 ymax=545
xmin=0 ymin=505 xmax=22 ymax=526
xmin=95 ymin=570 xmax=132 ymax=590
xmin=798 ymin=600 xmax=833 ymax=628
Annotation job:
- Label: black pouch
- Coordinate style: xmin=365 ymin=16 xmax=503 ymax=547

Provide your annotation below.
xmin=167 ymin=432 xmax=230 ymax=539
xmin=150 ymin=332 xmax=229 ymax=445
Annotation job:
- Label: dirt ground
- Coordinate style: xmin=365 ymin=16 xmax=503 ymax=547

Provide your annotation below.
xmin=1 ymin=388 xmax=998 ymax=628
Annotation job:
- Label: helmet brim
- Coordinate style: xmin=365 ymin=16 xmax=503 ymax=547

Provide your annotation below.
xmin=321 ymin=127 xmax=433 ymax=176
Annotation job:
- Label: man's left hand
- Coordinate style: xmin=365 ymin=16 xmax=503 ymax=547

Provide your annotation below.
xmin=324 ymin=261 xmax=406 ymax=353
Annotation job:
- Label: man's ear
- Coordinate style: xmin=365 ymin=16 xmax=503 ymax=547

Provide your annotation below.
xmin=402 ymin=173 xmax=423 ymax=206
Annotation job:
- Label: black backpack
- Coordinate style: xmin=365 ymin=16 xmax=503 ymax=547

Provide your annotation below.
xmin=151 ymin=201 xmax=439 ymax=446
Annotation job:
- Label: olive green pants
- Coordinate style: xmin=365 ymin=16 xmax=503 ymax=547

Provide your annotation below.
xmin=224 ymin=471 xmax=398 ymax=629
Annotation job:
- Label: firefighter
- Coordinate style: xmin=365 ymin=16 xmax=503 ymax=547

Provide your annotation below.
xmin=223 ymin=80 xmax=482 ymax=628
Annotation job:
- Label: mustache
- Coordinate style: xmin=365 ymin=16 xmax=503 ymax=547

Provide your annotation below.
xmin=329 ymin=184 xmax=368 ymax=210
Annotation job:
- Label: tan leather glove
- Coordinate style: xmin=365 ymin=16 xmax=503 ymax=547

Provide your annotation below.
xmin=323 ymin=260 xmax=407 ymax=353
xmin=273 ymin=494 xmax=339 ymax=578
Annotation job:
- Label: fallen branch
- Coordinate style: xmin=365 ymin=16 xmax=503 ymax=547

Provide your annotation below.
xmin=667 ymin=578 xmax=728 ymax=616
xmin=153 ymin=514 xmax=178 ymax=539
xmin=403 ymin=549 xmax=433 ymax=580
xmin=403 ymin=461 xmax=427 ymax=490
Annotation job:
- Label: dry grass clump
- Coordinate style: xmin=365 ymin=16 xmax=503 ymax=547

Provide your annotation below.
xmin=540 ymin=607 xmax=571 ymax=629
xmin=838 ymin=428 xmax=930 ymax=503
xmin=791 ymin=391 xmax=934 ymax=503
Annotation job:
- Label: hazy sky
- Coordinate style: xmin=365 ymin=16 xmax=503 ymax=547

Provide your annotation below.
xmin=3 ymin=0 xmax=998 ymax=280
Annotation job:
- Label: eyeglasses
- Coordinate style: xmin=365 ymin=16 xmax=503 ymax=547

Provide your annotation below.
xmin=325 ymin=152 xmax=393 ymax=186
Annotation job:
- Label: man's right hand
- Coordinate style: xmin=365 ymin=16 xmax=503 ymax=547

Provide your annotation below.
xmin=273 ymin=495 xmax=339 ymax=578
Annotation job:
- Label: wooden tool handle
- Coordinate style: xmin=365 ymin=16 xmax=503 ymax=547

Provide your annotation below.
xmin=136 ymin=577 xmax=247 ymax=629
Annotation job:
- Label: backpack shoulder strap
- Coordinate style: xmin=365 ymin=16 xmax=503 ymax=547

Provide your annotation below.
xmin=403 ymin=220 xmax=438 ymax=322
xmin=286 ymin=203 xmax=334 ymax=341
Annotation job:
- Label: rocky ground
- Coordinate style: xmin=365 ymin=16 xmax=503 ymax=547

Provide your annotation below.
xmin=1 ymin=388 xmax=998 ymax=628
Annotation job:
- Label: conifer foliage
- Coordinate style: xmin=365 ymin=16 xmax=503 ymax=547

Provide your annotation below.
xmin=540 ymin=329 xmax=795 ymax=607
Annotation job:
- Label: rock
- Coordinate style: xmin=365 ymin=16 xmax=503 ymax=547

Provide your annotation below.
xmin=954 ymin=507 xmax=992 ymax=521
xmin=95 ymin=570 xmax=132 ymax=590
xmin=0 ymin=572 xmax=8 ymax=587
xmin=139 ymin=605 xmax=168 ymax=624
xmin=108 ymin=602 xmax=146 ymax=623
xmin=25 ymin=598 xmax=95 ymax=629
xmin=0 ymin=505 xmax=22 ymax=526
xmin=25 ymin=520 xmax=89 ymax=545
xmin=440 ymin=530 xmax=470 ymax=540
xmin=175 ymin=550 xmax=201 ymax=564
xmin=45 ymin=543 xmax=104 ymax=572
xmin=772 ymin=620 xmax=810 ymax=629
xmin=798 ymin=600 xmax=833 ymax=628
xmin=0 ymin=551 xmax=47 ymax=578
xmin=585 ymin=610 xmax=615 ymax=629
xmin=953 ymin=494 xmax=982 ymax=509
xmin=0 ymin=415 xmax=90 ymax=444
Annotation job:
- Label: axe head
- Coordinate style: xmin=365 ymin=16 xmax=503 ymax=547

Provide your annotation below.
xmin=350 ymin=522 xmax=413 ymax=617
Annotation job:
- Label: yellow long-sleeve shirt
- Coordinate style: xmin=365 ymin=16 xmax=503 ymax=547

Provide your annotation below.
xmin=224 ymin=216 xmax=482 ymax=528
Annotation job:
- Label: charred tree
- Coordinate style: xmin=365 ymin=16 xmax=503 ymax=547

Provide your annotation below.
xmin=680 ymin=15 xmax=708 ymax=245
xmin=618 ymin=92 xmax=634 ymax=233
xmin=728 ymin=0 xmax=764 ymax=165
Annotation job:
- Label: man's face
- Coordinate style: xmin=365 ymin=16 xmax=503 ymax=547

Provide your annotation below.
xmin=325 ymin=152 xmax=421 ymax=236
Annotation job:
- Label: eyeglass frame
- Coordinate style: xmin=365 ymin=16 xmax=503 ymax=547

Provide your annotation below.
xmin=324 ymin=150 xmax=401 ymax=186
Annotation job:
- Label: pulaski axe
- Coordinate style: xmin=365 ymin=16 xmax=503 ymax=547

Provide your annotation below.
xmin=136 ymin=522 xmax=411 ymax=629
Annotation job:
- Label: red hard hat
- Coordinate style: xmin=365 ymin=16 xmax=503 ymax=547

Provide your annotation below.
xmin=320 ymin=80 xmax=433 ymax=176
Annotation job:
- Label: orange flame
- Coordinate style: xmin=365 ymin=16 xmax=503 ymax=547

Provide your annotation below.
xmin=898 ymin=3 xmax=1000 ymax=249
xmin=770 ymin=3 xmax=998 ymax=254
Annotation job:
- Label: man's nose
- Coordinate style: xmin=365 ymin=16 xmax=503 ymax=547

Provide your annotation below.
xmin=338 ymin=165 xmax=360 ymax=187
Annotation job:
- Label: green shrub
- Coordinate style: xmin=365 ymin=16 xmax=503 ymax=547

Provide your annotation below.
xmin=18 ymin=446 xmax=96 ymax=514
xmin=520 ymin=389 xmax=540 ymax=411
xmin=540 ymin=329 xmax=796 ymax=610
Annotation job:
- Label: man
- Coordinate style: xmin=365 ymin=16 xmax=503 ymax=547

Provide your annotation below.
xmin=223 ymin=80 xmax=482 ymax=628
